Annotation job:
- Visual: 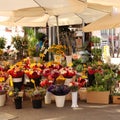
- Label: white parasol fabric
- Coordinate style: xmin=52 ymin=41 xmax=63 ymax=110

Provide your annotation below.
xmin=82 ymin=13 xmax=120 ymax=32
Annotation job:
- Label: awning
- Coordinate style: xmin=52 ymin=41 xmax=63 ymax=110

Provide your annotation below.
xmin=82 ymin=13 xmax=120 ymax=32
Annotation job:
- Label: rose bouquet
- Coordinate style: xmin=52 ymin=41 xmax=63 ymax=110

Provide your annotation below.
xmin=59 ymin=66 xmax=76 ymax=78
xmin=40 ymin=78 xmax=53 ymax=89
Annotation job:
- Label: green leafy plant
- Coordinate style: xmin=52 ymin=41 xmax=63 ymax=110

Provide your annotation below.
xmin=90 ymin=36 xmax=100 ymax=43
xmin=0 ymin=37 xmax=6 ymax=49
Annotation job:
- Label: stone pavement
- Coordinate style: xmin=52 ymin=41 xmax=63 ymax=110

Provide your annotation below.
xmin=0 ymin=98 xmax=120 ymax=120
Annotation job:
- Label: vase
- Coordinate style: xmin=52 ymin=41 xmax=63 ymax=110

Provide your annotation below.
xmin=0 ymin=93 xmax=6 ymax=107
xmin=12 ymin=77 xmax=23 ymax=91
xmin=66 ymin=55 xmax=72 ymax=66
xmin=53 ymin=54 xmax=61 ymax=64
xmin=14 ymin=97 xmax=22 ymax=109
xmin=33 ymin=57 xmax=40 ymax=63
xmin=45 ymin=91 xmax=52 ymax=104
xmin=64 ymin=78 xmax=72 ymax=86
xmin=54 ymin=95 xmax=65 ymax=107
xmin=71 ymin=91 xmax=79 ymax=108
xmin=32 ymin=99 xmax=42 ymax=108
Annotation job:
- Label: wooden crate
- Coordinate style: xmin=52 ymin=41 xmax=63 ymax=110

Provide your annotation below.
xmin=78 ymin=87 xmax=87 ymax=101
xmin=87 ymin=91 xmax=110 ymax=104
xmin=112 ymin=96 xmax=120 ymax=104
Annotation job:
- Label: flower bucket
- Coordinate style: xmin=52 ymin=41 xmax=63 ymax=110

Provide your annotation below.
xmin=12 ymin=77 xmax=23 ymax=91
xmin=66 ymin=55 xmax=72 ymax=66
xmin=33 ymin=57 xmax=40 ymax=63
xmin=54 ymin=55 xmax=61 ymax=64
xmin=71 ymin=91 xmax=78 ymax=108
xmin=0 ymin=94 xmax=6 ymax=107
xmin=32 ymin=99 xmax=42 ymax=108
xmin=54 ymin=95 xmax=65 ymax=107
xmin=14 ymin=97 xmax=22 ymax=109
xmin=45 ymin=91 xmax=52 ymax=104
xmin=64 ymin=78 xmax=72 ymax=86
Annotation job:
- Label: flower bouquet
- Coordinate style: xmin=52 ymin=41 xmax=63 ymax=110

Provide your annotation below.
xmin=59 ymin=66 xmax=76 ymax=78
xmin=40 ymin=78 xmax=53 ymax=89
xmin=48 ymin=44 xmax=66 ymax=55
xmin=8 ymin=65 xmax=24 ymax=78
xmin=69 ymin=77 xmax=86 ymax=92
xmin=48 ymin=84 xmax=70 ymax=96
xmin=8 ymin=64 xmax=24 ymax=90
xmin=25 ymin=63 xmax=43 ymax=87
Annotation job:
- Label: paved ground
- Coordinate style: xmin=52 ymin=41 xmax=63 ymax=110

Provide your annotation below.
xmin=0 ymin=97 xmax=120 ymax=120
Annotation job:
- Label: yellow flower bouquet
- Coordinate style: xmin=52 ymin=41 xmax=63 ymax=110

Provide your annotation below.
xmin=48 ymin=44 xmax=66 ymax=55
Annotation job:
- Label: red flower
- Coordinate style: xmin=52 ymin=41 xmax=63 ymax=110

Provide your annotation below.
xmin=40 ymin=79 xmax=53 ymax=89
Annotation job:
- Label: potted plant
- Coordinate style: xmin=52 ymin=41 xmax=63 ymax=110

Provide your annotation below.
xmin=86 ymin=62 xmax=116 ymax=104
xmin=12 ymin=35 xmax=29 ymax=60
xmin=9 ymin=88 xmax=23 ymax=109
xmin=0 ymin=37 xmax=6 ymax=60
xmin=111 ymin=70 xmax=120 ymax=104
xmin=26 ymin=86 xmax=46 ymax=108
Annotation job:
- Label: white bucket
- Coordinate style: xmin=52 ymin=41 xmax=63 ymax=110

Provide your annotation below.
xmin=54 ymin=95 xmax=65 ymax=107
xmin=0 ymin=94 xmax=6 ymax=106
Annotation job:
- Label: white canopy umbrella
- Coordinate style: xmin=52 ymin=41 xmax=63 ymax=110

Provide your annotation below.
xmin=87 ymin=0 xmax=120 ymax=7
xmin=0 ymin=0 xmax=88 ymax=27
xmin=82 ymin=12 xmax=120 ymax=32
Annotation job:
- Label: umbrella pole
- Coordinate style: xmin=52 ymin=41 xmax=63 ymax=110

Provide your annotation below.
xmin=111 ymin=28 xmax=114 ymax=57
xmin=55 ymin=15 xmax=60 ymax=44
